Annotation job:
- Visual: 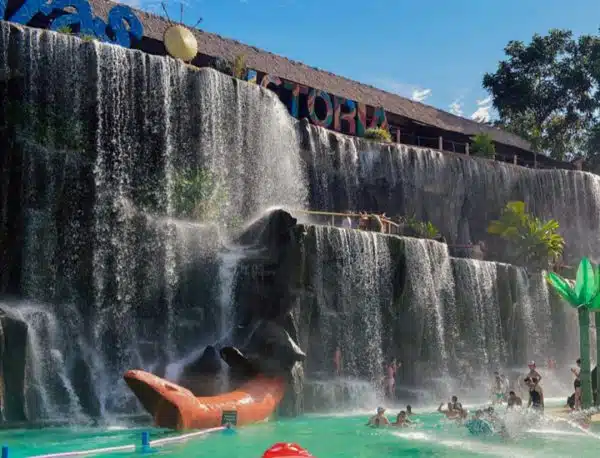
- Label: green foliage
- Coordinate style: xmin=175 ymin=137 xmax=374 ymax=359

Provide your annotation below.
xmin=233 ymin=54 xmax=247 ymax=80
xmin=483 ymin=29 xmax=600 ymax=162
xmin=172 ymin=168 xmax=228 ymax=222
xmin=56 ymin=26 xmax=73 ymax=34
xmin=487 ymin=201 xmax=565 ymax=268
xmin=470 ymin=133 xmax=496 ymax=158
xmin=405 ymin=216 xmax=440 ymax=240
xmin=363 ymin=127 xmax=392 ymax=143
xmin=79 ymin=34 xmax=96 ymax=42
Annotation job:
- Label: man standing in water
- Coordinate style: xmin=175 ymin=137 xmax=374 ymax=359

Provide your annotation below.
xmin=527 ymin=361 xmax=542 ymax=382
xmin=571 ymin=358 xmax=582 ymax=410
xmin=526 ymin=377 xmax=544 ymax=411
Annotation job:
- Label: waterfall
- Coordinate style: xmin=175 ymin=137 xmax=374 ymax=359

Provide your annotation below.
xmin=515 ymin=268 xmax=553 ymax=364
xmin=305 ymin=228 xmax=580 ymax=401
xmin=0 ymin=20 xmax=591 ymax=420
xmin=300 ymin=124 xmax=600 ymax=263
xmin=402 ymin=238 xmax=455 ymax=375
xmin=0 ymin=23 xmax=307 ymax=422
xmin=5 ymin=302 xmax=88 ymax=422
xmin=310 ymin=226 xmax=391 ymax=381
xmin=451 ymin=259 xmax=506 ymax=372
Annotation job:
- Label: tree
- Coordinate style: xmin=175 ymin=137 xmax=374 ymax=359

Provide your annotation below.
xmin=483 ymin=29 xmax=600 ymax=161
xmin=470 ymin=133 xmax=496 ymax=158
xmin=487 ymin=201 xmax=565 ymax=269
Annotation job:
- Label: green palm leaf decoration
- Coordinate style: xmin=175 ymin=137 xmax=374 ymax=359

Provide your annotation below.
xmin=545 ymin=257 xmax=600 ymax=408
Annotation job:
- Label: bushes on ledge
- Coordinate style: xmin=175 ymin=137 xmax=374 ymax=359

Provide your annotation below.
xmin=470 ymin=133 xmax=496 ymax=158
xmin=487 ymin=200 xmax=564 ymax=269
xmin=211 ymin=54 xmax=248 ymax=80
xmin=364 ymin=127 xmax=392 ymax=143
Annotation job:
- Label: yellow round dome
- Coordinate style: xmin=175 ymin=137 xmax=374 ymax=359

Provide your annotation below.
xmin=164 ymin=25 xmax=199 ymax=62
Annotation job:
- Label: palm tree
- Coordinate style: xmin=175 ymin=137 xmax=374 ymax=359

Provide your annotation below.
xmin=546 ymin=258 xmax=600 ymax=408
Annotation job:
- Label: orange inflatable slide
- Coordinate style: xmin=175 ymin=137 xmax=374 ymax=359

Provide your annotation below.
xmin=124 ymin=369 xmax=285 ymax=431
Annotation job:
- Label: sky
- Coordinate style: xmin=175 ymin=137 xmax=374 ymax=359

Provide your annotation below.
xmin=122 ymin=0 xmax=600 ymax=122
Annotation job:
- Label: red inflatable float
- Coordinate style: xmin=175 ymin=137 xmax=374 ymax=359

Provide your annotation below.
xmin=262 ymin=443 xmax=314 ymax=457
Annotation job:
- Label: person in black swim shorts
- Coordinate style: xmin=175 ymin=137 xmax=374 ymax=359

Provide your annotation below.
xmin=527 ymin=377 xmax=544 ymax=412
xmin=571 ymin=358 xmax=582 ymax=410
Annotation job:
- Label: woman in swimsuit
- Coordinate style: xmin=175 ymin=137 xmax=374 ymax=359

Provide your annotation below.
xmin=572 ymin=358 xmax=582 ymax=410
xmin=385 ymin=359 xmax=397 ymax=399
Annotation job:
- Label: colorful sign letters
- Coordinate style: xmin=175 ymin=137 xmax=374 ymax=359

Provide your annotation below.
xmin=1 ymin=0 xmax=143 ymax=48
xmin=246 ymin=69 xmax=388 ymax=137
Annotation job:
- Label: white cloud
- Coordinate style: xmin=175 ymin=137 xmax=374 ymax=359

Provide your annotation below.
xmin=411 ymin=88 xmax=432 ymax=103
xmin=471 ymin=96 xmax=493 ymax=123
xmin=449 ymin=99 xmax=463 ymax=117
xmin=370 ymin=77 xmax=432 ymax=104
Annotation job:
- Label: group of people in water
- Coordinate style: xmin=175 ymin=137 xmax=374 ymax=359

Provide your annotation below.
xmin=366 ymin=405 xmax=414 ymax=428
xmin=489 ymin=362 xmax=544 ymax=411
xmin=366 ymin=359 xmax=593 ymax=436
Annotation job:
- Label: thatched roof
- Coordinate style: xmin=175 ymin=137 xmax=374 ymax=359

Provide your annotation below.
xmin=89 ymin=0 xmax=531 ymax=151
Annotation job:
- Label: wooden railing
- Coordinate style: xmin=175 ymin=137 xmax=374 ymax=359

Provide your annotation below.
xmin=293 ymin=209 xmax=400 ymax=234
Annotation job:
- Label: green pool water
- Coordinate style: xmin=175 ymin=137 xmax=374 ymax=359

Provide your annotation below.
xmin=2 ymin=407 xmax=599 ymax=458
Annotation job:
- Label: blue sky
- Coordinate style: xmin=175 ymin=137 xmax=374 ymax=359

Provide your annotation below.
xmin=125 ymin=0 xmax=600 ymax=121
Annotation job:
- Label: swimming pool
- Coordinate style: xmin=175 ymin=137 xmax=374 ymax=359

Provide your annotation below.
xmin=2 ymin=407 xmax=599 ymax=458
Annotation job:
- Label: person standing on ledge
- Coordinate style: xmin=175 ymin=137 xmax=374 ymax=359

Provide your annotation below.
xmin=341 ymin=212 xmax=353 ymax=229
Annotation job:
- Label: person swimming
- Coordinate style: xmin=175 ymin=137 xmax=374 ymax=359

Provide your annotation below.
xmin=437 ymin=402 xmax=463 ymax=420
xmin=366 ymin=407 xmax=390 ymax=427
xmin=406 ymin=405 xmax=413 ymax=416
xmin=392 ymin=411 xmax=411 ymax=427
xmin=465 ymin=410 xmax=494 ymax=436
xmin=507 ymin=391 xmax=522 ymax=408
xmin=450 ymin=395 xmax=463 ymax=412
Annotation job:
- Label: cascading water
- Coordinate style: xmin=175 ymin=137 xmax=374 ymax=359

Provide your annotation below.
xmin=402 ymin=238 xmax=455 ymax=377
xmin=451 ymin=259 xmax=506 ymax=372
xmin=304 ymin=227 xmax=580 ymax=403
xmin=312 ymin=226 xmax=390 ymax=380
xmin=0 ymin=23 xmax=307 ymax=422
xmin=0 ymin=20 xmax=590 ymax=422
xmin=5 ymin=302 xmax=88 ymax=422
xmin=300 ymin=124 xmax=600 ymax=263
xmin=303 ymin=226 xmax=391 ymax=408
xmin=515 ymin=268 xmax=553 ymax=364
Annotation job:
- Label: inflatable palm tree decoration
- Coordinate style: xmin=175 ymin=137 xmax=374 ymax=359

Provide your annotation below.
xmin=546 ymin=257 xmax=600 ymax=409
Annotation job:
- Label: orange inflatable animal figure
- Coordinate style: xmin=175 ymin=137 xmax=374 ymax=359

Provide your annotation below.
xmin=124 ymin=369 xmax=285 ymax=431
